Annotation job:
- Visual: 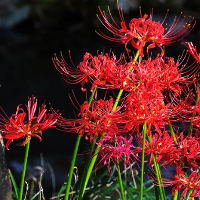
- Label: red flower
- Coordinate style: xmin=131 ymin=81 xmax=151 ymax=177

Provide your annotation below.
xmin=183 ymin=42 xmax=200 ymax=62
xmin=161 ymin=167 xmax=200 ymax=198
xmin=0 ymin=96 xmax=60 ymax=149
xmin=53 ymin=52 xmax=127 ymax=91
xmin=131 ymin=55 xmax=183 ymax=94
xmin=96 ymin=136 xmax=140 ymax=174
xmin=159 ymin=133 xmax=200 ymax=168
xmin=124 ymin=90 xmax=171 ymax=134
xmin=145 ymin=131 xmax=174 ymax=166
xmin=57 ymin=97 xmax=126 ymax=142
xmin=97 ymin=4 xmax=195 ymax=56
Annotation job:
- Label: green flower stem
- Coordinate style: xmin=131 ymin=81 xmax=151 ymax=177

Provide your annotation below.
xmin=116 ymin=159 xmax=125 ymax=200
xmin=130 ymin=50 xmax=140 ymax=71
xmin=9 ymin=169 xmax=19 ymax=199
xmin=186 ymin=189 xmax=193 ymax=200
xmin=168 ymin=120 xmax=177 ymax=143
xmin=64 ymin=134 xmax=81 ymax=200
xmin=147 ymin=135 xmax=166 ymax=200
xmin=188 ymin=113 xmax=195 ymax=136
xmin=140 ymin=121 xmax=147 ymax=200
xmin=88 ymin=87 xmax=97 ymax=105
xmin=173 ymin=192 xmax=178 ymax=200
xmin=168 ymin=122 xmax=182 ymax=200
xmin=154 ymin=186 xmax=159 ymax=200
xmin=168 ymin=121 xmax=181 ymax=200
xmin=153 ymin=157 xmax=165 ymax=200
xmin=78 ymin=144 xmax=101 ymax=200
xmin=153 ymin=156 xmax=166 ymax=200
xmin=77 ymin=139 xmax=96 ymax=199
xmin=112 ymin=89 xmax=123 ymax=111
xmin=19 ymin=140 xmax=30 ymax=200
xmin=65 ymin=87 xmax=97 ymax=200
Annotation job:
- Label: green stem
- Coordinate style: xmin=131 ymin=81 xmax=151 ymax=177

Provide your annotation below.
xmin=186 ymin=189 xmax=193 ymax=200
xmin=173 ymin=190 xmax=182 ymax=200
xmin=168 ymin=119 xmax=182 ymax=200
xmin=78 ymin=139 xmax=96 ymax=198
xmin=188 ymin=115 xmax=194 ymax=136
xmin=153 ymin=157 xmax=165 ymax=200
xmin=168 ymin=120 xmax=177 ymax=143
xmin=78 ymin=144 xmax=101 ymax=200
xmin=168 ymin=120 xmax=182 ymax=200
xmin=147 ymin=135 xmax=166 ymax=200
xmin=65 ymin=87 xmax=97 ymax=200
xmin=116 ymin=160 xmax=125 ymax=200
xmin=64 ymin=134 xmax=81 ymax=200
xmin=173 ymin=191 xmax=178 ymax=200
xmin=19 ymin=140 xmax=30 ymax=200
xmin=154 ymin=186 xmax=159 ymax=200
xmin=9 ymin=170 xmax=19 ymax=199
xmin=88 ymin=87 xmax=97 ymax=105
xmin=112 ymin=89 xmax=123 ymax=112
xmin=140 ymin=121 xmax=147 ymax=200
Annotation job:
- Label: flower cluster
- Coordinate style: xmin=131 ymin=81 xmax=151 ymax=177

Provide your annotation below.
xmin=53 ymin=3 xmax=200 ymax=199
xmin=96 ymin=5 xmax=195 ymax=56
xmin=96 ymin=136 xmax=140 ymax=174
xmin=0 ymin=96 xmax=60 ymax=149
xmin=57 ymin=97 xmax=126 ymax=142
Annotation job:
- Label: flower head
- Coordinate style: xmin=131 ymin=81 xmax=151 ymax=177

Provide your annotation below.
xmin=145 ymin=131 xmax=174 ymax=166
xmin=53 ymin=51 xmax=136 ymax=92
xmin=57 ymin=97 xmax=126 ymax=142
xmin=161 ymin=167 xmax=200 ymax=199
xmin=184 ymin=42 xmax=200 ymax=62
xmin=0 ymin=96 xmax=60 ymax=149
xmin=158 ymin=133 xmax=200 ymax=168
xmin=97 ymin=4 xmax=195 ymax=56
xmin=96 ymin=136 xmax=140 ymax=174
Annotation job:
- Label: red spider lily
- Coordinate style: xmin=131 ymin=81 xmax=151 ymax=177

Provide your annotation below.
xmin=124 ymin=90 xmax=172 ymax=134
xmin=53 ymin=51 xmax=131 ymax=92
xmin=159 ymin=133 xmax=200 ymax=168
xmin=145 ymin=131 xmax=175 ymax=166
xmin=124 ymin=53 xmax=199 ymax=96
xmin=57 ymin=97 xmax=126 ymax=142
xmin=96 ymin=136 xmax=140 ymax=174
xmin=184 ymin=42 xmax=200 ymax=62
xmin=183 ymin=87 xmax=200 ymax=127
xmin=160 ymin=167 xmax=200 ymax=198
xmin=97 ymin=4 xmax=195 ymax=56
xmin=0 ymin=96 xmax=60 ymax=150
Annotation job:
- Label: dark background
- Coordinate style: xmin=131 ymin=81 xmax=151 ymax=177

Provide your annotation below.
xmin=0 ymin=0 xmax=200 ymax=199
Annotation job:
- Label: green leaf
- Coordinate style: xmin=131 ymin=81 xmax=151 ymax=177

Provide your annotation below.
xmin=12 ymin=191 xmax=18 ymax=198
xmin=99 ymin=183 xmax=119 ymax=200
xmin=144 ymin=184 xmax=154 ymax=193
xmin=57 ymin=184 xmax=67 ymax=200
xmin=83 ymin=184 xmax=105 ymax=199
xmin=9 ymin=170 xmax=19 ymax=199
xmin=93 ymin=168 xmax=109 ymax=186
xmin=29 ymin=191 xmax=41 ymax=200
xmin=123 ymin=183 xmax=135 ymax=200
